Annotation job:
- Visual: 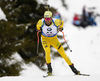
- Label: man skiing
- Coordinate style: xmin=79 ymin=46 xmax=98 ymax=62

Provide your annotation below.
xmin=36 ymin=11 xmax=80 ymax=76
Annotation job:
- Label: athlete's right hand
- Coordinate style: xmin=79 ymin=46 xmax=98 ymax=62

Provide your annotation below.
xmin=36 ymin=30 xmax=41 ymax=33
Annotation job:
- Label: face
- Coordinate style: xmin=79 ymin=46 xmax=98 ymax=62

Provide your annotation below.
xmin=44 ymin=18 xmax=52 ymax=25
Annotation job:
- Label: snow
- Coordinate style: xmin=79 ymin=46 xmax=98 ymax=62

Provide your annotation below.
xmin=0 ymin=8 xmax=7 ymax=20
xmin=1 ymin=0 xmax=100 ymax=81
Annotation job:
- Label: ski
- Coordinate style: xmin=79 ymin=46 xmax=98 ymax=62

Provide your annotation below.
xmin=78 ymin=73 xmax=90 ymax=76
xmin=43 ymin=73 xmax=90 ymax=78
xmin=43 ymin=74 xmax=54 ymax=78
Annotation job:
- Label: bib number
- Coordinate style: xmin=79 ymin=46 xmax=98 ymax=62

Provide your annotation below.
xmin=46 ymin=28 xmax=54 ymax=36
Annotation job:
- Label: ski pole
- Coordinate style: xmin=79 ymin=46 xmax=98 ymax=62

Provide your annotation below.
xmin=61 ymin=31 xmax=72 ymax=52
xmin=37 ymin=31 xmax=40 ymax=54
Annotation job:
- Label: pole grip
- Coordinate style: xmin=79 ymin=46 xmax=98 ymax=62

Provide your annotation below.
xmin=62 ymin=31 xmax=67 ymax=42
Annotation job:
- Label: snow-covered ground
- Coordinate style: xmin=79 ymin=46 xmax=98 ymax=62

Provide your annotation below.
xmin=0 ymin=8 xmax=7 ymax=20
xmin=0 ymin=0 xmax=100 ymax=81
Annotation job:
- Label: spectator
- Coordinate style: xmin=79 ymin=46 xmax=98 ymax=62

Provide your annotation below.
xmin=82 ymin=5 xmax=89 ymax=21
xmin=87 ymin=12 xmax=97 ymax=26
xmin=53 ymin=12 xmax=61 ymax=19
xmin=73 ymin=14 xmax=80 ymax=27
xmin=80 ymin=6 xmax=89 ymax=28
xmin=72 ymin=5 xmax=97 ymax=28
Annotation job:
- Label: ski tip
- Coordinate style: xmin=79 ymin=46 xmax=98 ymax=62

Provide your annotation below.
xmin=43 ymin=75 xmax=46 ymax=78
xmin=43 ymin=74 xmax=54 ymax=78
xmin=79 ymin=73 xmax=90 ymax=76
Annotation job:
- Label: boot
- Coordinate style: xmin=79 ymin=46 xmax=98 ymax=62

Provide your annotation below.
xmin=69 ymin=64 xmax=80 ymax=75
xmin=47 ymin=63 xmax=52 ymax=75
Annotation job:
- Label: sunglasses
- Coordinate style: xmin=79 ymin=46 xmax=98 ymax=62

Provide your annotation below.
xmin=44 ymin=18 xmax=51 ymax=20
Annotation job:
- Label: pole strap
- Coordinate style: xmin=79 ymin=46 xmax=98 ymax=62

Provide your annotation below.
xmin=37 ymin=31 xmax=41 ymax=43
xmin=62 ymin=31 xmax=67 ymax=42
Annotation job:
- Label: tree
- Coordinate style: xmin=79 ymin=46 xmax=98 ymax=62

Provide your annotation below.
xmin=0 ymin=0 xmax=46 ymax=76
xmin=0 ymin=20 xmax=24 ymax=76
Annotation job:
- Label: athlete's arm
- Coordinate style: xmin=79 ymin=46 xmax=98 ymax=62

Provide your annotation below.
xmin=54 ymin=19 xmax=64 ymax=31
xmin=36 ymin=19 xmax=42 ymax=31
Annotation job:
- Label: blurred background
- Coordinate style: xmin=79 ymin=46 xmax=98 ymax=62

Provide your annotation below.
xmin=0 ymin=0 xmax=100 ymax=77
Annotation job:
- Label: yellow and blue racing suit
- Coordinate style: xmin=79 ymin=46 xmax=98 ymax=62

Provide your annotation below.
xmin=36 ymin=18 xmax=72 ymax=65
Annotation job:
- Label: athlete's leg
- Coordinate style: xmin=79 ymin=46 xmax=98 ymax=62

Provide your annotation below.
xmin=50 ymin=37 xmax=80 ymax=74
xmin=41 ymin=37 xmax=52 ymax=74
xmin=50 ymin=37 xmax=72 ymax=65
xmin=41 ymin=37 xmax=51 ymax=64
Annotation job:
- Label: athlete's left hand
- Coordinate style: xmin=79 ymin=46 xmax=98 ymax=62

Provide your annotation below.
xmin=59 ymin=28 xmax=63 ymax=32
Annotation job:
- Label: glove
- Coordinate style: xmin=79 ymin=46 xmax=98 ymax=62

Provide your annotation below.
xmin=59 ymin=28 xmax=63 ymax=32
xmin=36 ymin=30 xmax=41 ymax=33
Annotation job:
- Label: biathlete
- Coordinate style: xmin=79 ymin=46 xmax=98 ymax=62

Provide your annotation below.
xmin=36 ymin=11 xmax=80 ymax=75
